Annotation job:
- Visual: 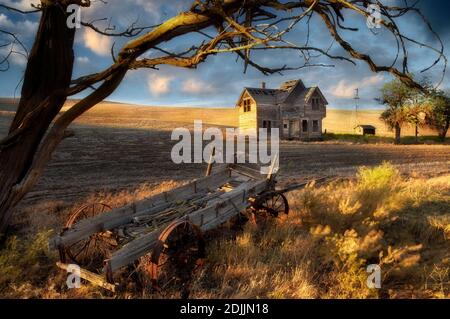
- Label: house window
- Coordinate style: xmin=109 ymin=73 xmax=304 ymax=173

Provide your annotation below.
xmin=312 ymin=98 xmax=320 ymax=110
xmin=263 ymin=120 xmax=271 ymax=129
xmin=302 ymin=120 xmax=308 ymax=133
xmin=243 ymin=99 xmax=251 ymax=112
xmin=312 ymin=120 xmax=319 ymax=132
xmin=283 ymin=123 xmax=288 ymax=129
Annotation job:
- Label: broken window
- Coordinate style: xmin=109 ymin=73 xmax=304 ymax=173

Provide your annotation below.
xmin=302 ymin=120 xmax=308 ymax=132
xmin=312 ymin=98 xmax=320 ymax=110
xmin=243 ymin=99 xmax=251 ymax=112
xmin=313 ymin=120 xmax=319 ymax=132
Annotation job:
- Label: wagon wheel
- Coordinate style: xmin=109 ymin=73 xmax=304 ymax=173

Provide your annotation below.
xmin=63 ymin=203 xmax=118 ymax=272
xmin=251 ymin=192 xmax=289 ymax=223
xmin=150 ymin=220 xmax=205 ymax=298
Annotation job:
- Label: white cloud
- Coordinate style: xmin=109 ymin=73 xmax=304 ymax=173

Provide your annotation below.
xmin=148 ymin=74 xmax=173 ymax=96
xmin=19 ymin=19 xmax=38 ymax=34
xmin=2 ymin=0 xmax=39 ymax=11
xmin=182 ymin=79 xmax=215 ymax=94
xmin=330 ymin=74 xmax=384 ymax=98
xmin=0 ymin=13 xmax=37 ymax=34
xmin=135 ymin=0 xmax=160 ymax=15
xmin=82 ymin=28 xmax=113 ymax=56
xmin=0 ymin=14 xmax=14 ymax=28
xmin=76 ymin=56 xmax=90 ymax=64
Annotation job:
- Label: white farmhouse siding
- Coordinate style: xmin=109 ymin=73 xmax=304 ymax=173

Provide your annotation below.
xmin=236 ymin=79 xmax=328 ymax=140
xmin=238 ymin=92 xmax=257 ymax=133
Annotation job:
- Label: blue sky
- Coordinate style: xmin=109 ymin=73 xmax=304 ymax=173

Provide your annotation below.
xmin=0 ymin=0 xmax=449 ymax=109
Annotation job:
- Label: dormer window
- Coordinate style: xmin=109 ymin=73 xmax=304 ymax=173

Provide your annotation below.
xmin=243 ymin=99 xmax=251 ymax=112
xmin=312 ymin=98 xmax=320 ymax=110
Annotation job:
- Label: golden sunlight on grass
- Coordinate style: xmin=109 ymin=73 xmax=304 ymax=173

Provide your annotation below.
xmin=0 ymin=164 xmax=448 ymax=298
xmin=189 ymin=163 xmax=449 ymax=299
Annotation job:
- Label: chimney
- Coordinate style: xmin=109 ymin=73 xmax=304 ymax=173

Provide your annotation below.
xmin=261 ymin=82 xmax=266 ymax=89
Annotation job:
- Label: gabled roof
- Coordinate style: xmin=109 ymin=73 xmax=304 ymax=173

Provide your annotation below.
xmin=280 ymin=79 xmax=305 ymax=92
xmin=281 ymin=80 xmax=307 ymax=105
xmin=304 ymin=86 xmax=329 ymax=105
xmin=244 ymin=87 xmax=279 ymax=105
xmin=356 ymin=125 xmax=376 ymax=129
xmin=236 ymin=79 xmax=327 ymax=107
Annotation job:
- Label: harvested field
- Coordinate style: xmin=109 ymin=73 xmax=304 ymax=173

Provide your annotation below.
xmin=1 ymin=102 xmax=449 ymax=210
xmin=323 ymin=108 xmax=438 ymax=136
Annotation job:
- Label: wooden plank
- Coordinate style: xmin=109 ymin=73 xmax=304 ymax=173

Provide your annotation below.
xmin=190 ymin=180 xmax=267 ymax=229
xmin=50 ymin=167 xmax=230 ymax=249
xmin=107 ymin=230 xmax=159 ymax=273
xmin=56 ymin=262 xmax=116 ymax=292
xmin=229 ymin=164 xmax=264 ymax=180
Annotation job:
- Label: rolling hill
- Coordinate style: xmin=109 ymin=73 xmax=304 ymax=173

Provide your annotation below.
xmin=0 ymin=99 xmax=439 ymax=137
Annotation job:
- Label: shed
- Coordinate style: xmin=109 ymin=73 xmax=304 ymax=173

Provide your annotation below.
xmin=355 ymin=125 xmax=376 ymax=135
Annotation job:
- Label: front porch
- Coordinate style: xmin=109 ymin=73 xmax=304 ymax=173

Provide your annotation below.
xmin=281 ymin=118 xmax=322 ymax=140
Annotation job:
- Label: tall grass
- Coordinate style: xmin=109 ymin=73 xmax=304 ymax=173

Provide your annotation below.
xmin=0 ymin=230 xmax=60 ymax=298
xmin=191 ymin=163 xmax=449 ymax=299
xmin=0 ymin=164 xmax=448 ymax=298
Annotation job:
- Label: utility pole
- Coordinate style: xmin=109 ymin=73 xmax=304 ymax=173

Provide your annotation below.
xmin=353 ymin=88 xmax=360 ymax=132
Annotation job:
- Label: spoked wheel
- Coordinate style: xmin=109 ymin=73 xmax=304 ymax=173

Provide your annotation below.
xmin=251 ymin=192 xmax=289 ymax=223
xmin=63 ymin=203 xmax=118 ymax=272
xmin=150 ymin=220 xmax=205 ymax=298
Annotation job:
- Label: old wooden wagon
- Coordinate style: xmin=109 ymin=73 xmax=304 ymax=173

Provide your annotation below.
xmin=50 ymin=160 xmax=325 ymax=296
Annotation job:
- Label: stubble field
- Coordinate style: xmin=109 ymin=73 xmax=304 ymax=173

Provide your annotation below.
xmin=0 ymin=101 xmax=449 ymax=299
xmin=0 ymin=101 xmax=449 ymax=209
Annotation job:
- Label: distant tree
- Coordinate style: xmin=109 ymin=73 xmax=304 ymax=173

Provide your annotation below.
xmin=379 ymin=79 xmax=420 ymax=144
xmin=405 ymin=94 xmax=428 ymax=143
xmin=425 ymin=90 xmax=450 ymax=141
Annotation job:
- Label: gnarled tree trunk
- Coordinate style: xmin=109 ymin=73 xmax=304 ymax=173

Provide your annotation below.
xmin=439 ymin=122 xmax=449 ymax=141
xmin=394 ymin=124 xmax=401 ymax=144
xmin=0 ymin=4 xmax=75 ymax=237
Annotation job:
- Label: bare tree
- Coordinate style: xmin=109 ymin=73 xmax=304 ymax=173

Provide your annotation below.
xmin=0 ymin=0 xmax=446 ymax=237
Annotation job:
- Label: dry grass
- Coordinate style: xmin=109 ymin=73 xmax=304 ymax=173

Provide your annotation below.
xmin=188 ymin=163 xmax=449 ymax=299
xmin=63 ymin=101 xmax=239 ymax=129
xmin=0 ymin=164 xmax=448 ymax=299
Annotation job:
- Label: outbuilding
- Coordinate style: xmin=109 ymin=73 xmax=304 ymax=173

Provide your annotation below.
xmin=355 ymin=125 xmax=376 ymax=135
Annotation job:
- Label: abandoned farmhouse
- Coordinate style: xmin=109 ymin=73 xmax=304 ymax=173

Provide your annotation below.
xmin=236 ymin=79 xmax=328 ymax=140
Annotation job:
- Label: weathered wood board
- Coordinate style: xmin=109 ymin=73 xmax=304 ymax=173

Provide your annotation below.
xmin=50 ymin=166 xmax=231 ymax=249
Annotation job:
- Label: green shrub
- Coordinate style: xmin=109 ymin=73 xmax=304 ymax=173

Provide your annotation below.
xmin=0 ymin=230 xmax=56 ymax=291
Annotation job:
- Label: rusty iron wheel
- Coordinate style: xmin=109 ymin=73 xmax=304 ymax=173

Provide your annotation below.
xmin=150 ymin=220 xmax=205 ymax=298
xmin=64 ymin=203 xmax=117 ymax=272
xmin=251 ymin=193 xmax=289 ymax=223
